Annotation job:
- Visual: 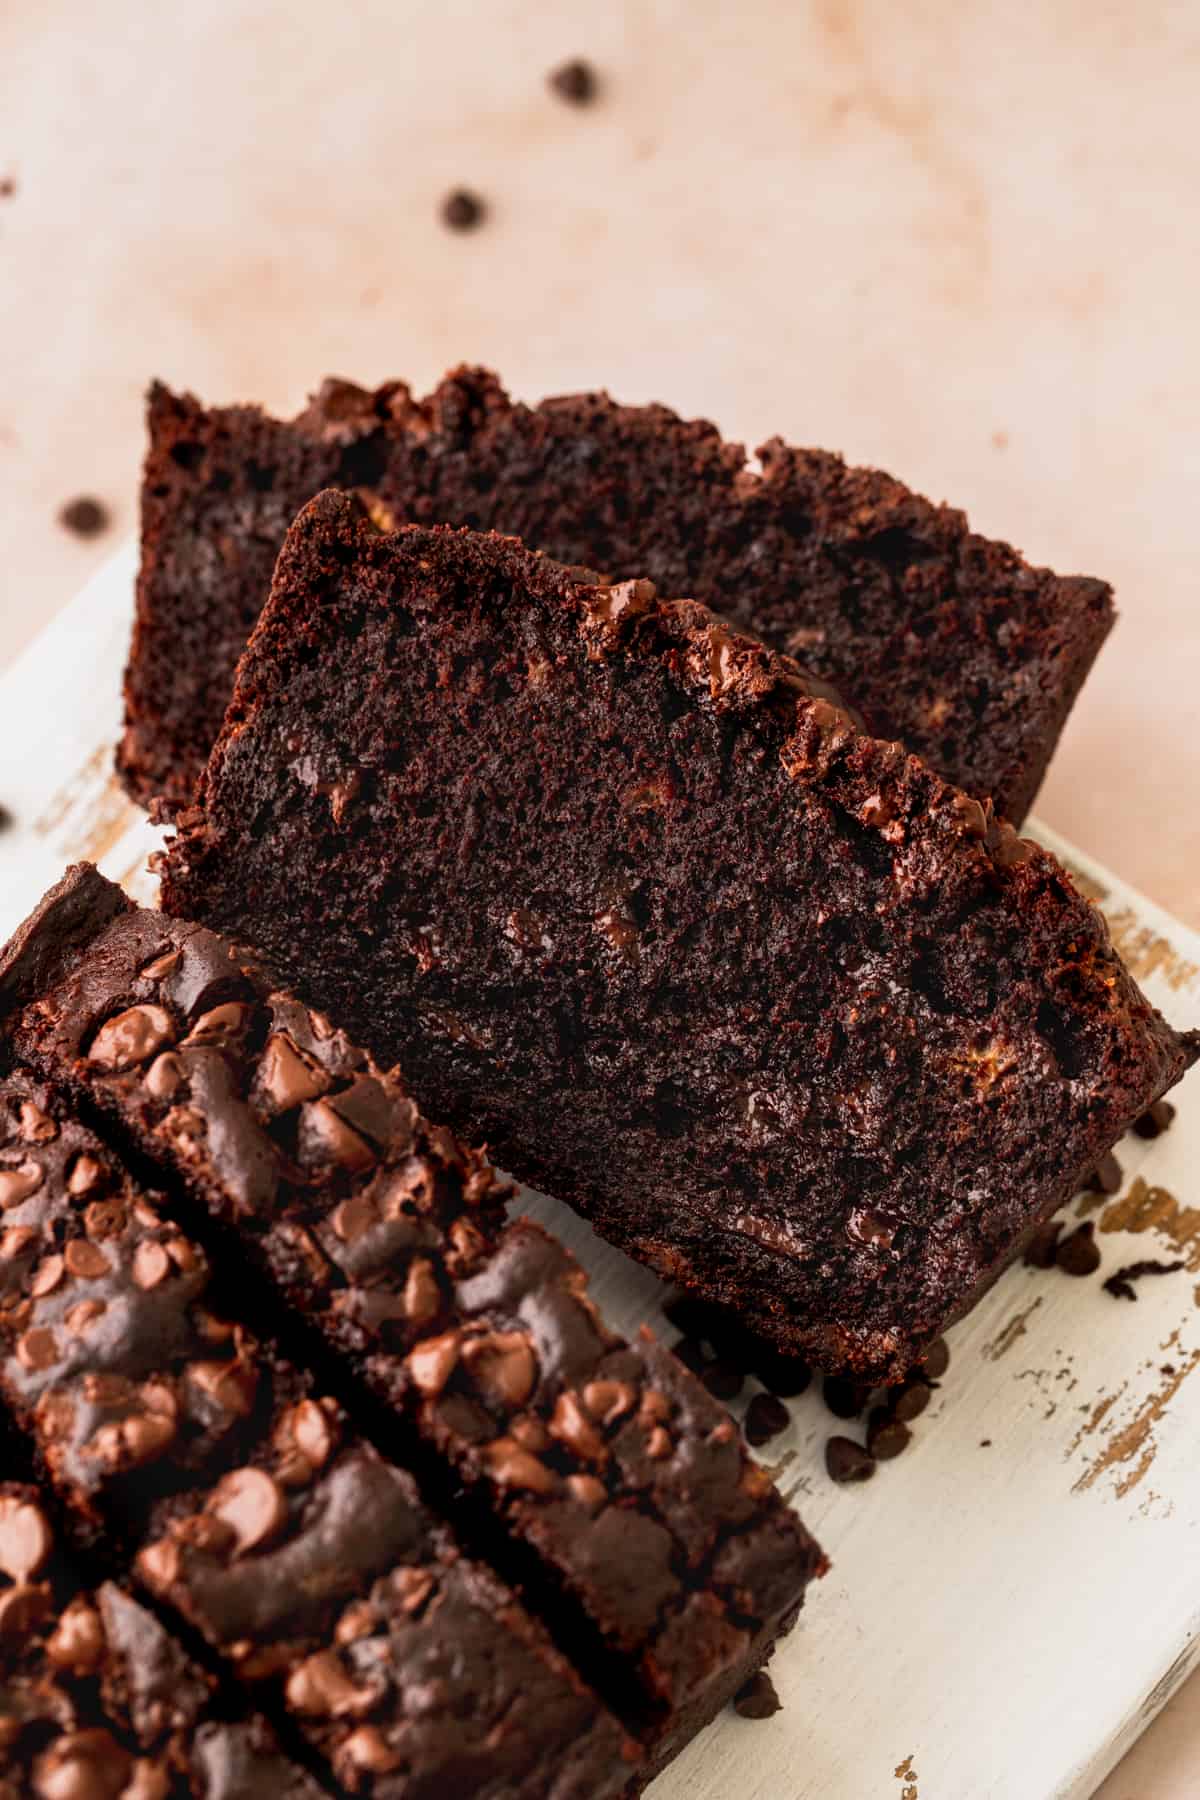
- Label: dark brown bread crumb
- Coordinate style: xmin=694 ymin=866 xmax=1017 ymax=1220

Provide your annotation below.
xmin=58 ymin=496 xmax=110 ymax=538
xmin=441 ymin=188 xmax=485 ymax=231
xmin=549 ymin=58 xmax=598 ymax=104
xmin=1103 ymin=1258 xmax=1185 ymax=1301
xmin=156 ymin=494 xmax=1198 ymax=1381
xmin=121 ymin=367 xmax=1117 ymax=818
xmin=732 ymin=1670 xmax=781 ymax=1720
xmin=1055 ymin=1221 xmax=1102 ymax=1277
xmin=825 ymin=1437 xmax=875 ymax=1484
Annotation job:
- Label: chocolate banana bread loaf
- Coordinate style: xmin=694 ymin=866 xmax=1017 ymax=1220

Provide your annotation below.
xmin=119 ymin=368 xmax=1114 ymax=820
xmin=160 ymin=494 xmax=1194 ymax=1381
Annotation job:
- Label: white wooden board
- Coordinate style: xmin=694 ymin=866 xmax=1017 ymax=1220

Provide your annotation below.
xmin=2 ymin=549 xmax=1199 ymax=1800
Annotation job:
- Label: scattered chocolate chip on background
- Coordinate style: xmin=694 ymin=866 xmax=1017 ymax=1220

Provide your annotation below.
xmin=0 ymin=803 xmax=12 ymax=833
xmin=744 ymin=1392 xmax=790 ymax=1448
xmin=1055 ymin=1220 xmax=1102 ymax=1277
xmin=825 ymin=1435 xmax=875 ymax=1484
xmin=441 ymin=188 xmax=486 ymax=232
xmin=548 ymin=58 xmax=598 ymax=105
xmin=1023 ymin=1219 xmax=1063 ymax=1268
xmin=0 ymin=176 xmax=15 ymax=200
xmin=58 ymin=496 xmax=110 ymax=538
xmin=1134 ymin=1099 xmax=1176 ymax=1139
xmin=921 ymin=1337 xmax=950 ymax=1380
xmin=1080 ymin=1150 xmax=1123 ymax=1195
xmin=733 ymin=1669 xmax=781 ymax=1720
xmin=866 ymin=1409 xmax=911 ymax=1461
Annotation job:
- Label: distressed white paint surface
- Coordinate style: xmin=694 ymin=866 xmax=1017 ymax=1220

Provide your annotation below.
xmin=1 ymin=550 xmax=1198 ymax=1800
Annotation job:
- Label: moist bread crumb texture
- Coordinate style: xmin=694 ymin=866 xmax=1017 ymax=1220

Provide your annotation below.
xmin=157 ymin=493 xmax=1196 ymax=1383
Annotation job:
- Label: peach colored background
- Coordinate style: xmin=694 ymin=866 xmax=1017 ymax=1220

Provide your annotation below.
xmin=2 ymin=2 xmax=1198 ymax=1791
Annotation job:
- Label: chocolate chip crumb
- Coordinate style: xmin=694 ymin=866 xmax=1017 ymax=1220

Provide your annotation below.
xmin=921 ymin=1337 xmax=950 ymax=1380
xmin=733 ymin=1669 xmax=781 ymax=1720
xmin=866 ymin=1408 xmax=911 ymax=1461
xmin=744 ymin=1392 xmax=790 ymax=1448
xmin=979 ymin=1438 xmax=992 ymax=1447
xmin=701 ymin=1360 xmax=743 ymax=1402
xmin=822 ymin=1375 xmax=869 ymax=1419
xmin=1023 ymin=1219 xmax=1063 ymax=1269
xmin=890 ymin=1379 xmax=931 ymax=1425
xmin=1133 ymin=1100 xmax=1176 ymax=1139
xmin=0 ymin=803 xmax=12 ymax=833
xmin=441 ymin=189 xmax=485 ymax=232
xmin=0 ymin=177 xmax=14 ymax=200
xmin=1103 ymin=1258 xmax=1185 ymax=1302
xmin=548 ymin=59 xmax=598 ymax=105
xmin=825 ymin=1435 xmax=875 ymax=1483
xmin=1055 ymin=1220 xmax=1102 ymax=1277
xmin=1080 ymin=1151 xmax=1122 ymax=1194
xmin=58 ymin=496 xmax=110 ymax=538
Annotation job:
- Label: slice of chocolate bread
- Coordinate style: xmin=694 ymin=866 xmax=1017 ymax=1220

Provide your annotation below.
xmin=158 ymin=494 xmax=1195 ymax=1382
xmin=119 ymin=368 xmax=1114 ymax=820
xmin=0 ymin=868 xmax=825 ymax=1785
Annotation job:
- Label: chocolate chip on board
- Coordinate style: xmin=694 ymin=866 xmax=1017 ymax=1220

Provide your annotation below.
xmin=825 ymin=1436 xmax=876 ymax=1484
xmin=441 ymin=189 xmax=485 ymax=231
xmin=889 ymin=1379 xmax=931 ymax=1426
xmin=58 ymin=496 xmax=111 ymax=538
xmin=732 ymin=1669 xmax=781 ymax=1720
xmin=1023 ymin=1220 xmax=1063 ymax=1269
xmin=1079 ymin=1151 xmax=1122 ymax=1194
xmin=1055 ymin=1220 xmax=1102 ymax=1277
xmin=1133 ymin=1099 xmax=1176 ymax=1139
xmin=866 ymin=1408 xmax=911 ymax=1461
xmin=548 ymin=58 xmax=598 ymax=105
xmin=920 ymin=1337 xmax=950 ymax=1380
xmin=822 ymin=1375 xmax=869 ymax=1420
xmin=744 ymin=1392 xmax=790 ymax=1448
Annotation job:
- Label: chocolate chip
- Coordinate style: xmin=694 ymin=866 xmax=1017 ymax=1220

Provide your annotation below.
xmin=702 ymin=1361 xmax=744 ymax=1402
xmin=402 ymin=1258 xmax=441 ymax=1329
xmin=1023 ymin=1220 xmax=1062 ymax=1268
xmin=132 ymin=1240 xmax=171 ymax=1290
xmin=16 ymin=1326 xmax=58 ymax=1370
xmin=64 ymin=1239 xmax=110 ymax=1280
xmin=822 ymin=1375 xmax=869 ymax=1419
xmin=182 ymin=1001 xmax=254 ymax=1047
xmin=0 ymin=1493 xmax=53 ymax=1580
xmin=0 ymin=802 xmax=11 ymax=831
xmin=462 ymin=1330 xmax=538 ymax=1407
xmin=548 ymin=57 xmax=597 ymax=104
xmin=289 ymin=1398 xmax=338 ymax=1468
xmin=30 ymin=1253 xmax=66 ymax=1297
xmin=565 ymin=1473 xmax=607 ymax=1514
xmin=866 ymin=1407 xmax=912 ymax=1460
xmin=1134 ymin=1100 xmax=1176 ymax=1139
xmin=67 ymin=1154 xmax=106 ymax=1197
xmin=46 ymin=1595 xmax=105 ymax=1674
xmin=825 ymin=1435 xmax=876 ymax=1483
xmin=208 ymin=1468 xmax=287 ymax=1555
xmin=341 ymin=1726 xmax=403 ymax=1774
xmin=753 ymin=1351 xmax=813 ymax=1398
xmin=733 ymin=1670 xmax=781 ymax=1720
xmin=0 ymin=1160 xmax=44 ymax=1209
xmin=18 ymin=1101 xmax=57 ymax=1144
xmin=441 ymin=188 xmax=485 ymax=231
xmin=88 ymin=1005 xmax=175 ymax=1071
xmin=286 ymin=1649 xmax=379 ymax=1719
xmin=644 ymin=1425 xmax=672 ymax=1460
xmin=187 ymin=1359 xmax=258 ymax=1417
xmin=138 ymin=947 xmax=182 ymax=982
xmin=744 ymin=1392 xmax=790 ymax=1447
xmin=407 ymin=1331 xmax=461 ymax=1396
xmin=300 ymin=1097 xmax=376 ymax=1172
xmin=482 ymin=1437 xmax=558 ymax=1493
xmin=890 ymin=1379 xmax=931 ymax=1424
xmin=510 ymin=1414 xmax=551 ymax=1452
xmin=581 ymin=1379 xmax=637 ymax=1427
xmin=550 ymin=1390 xmax=608 ymax=1461
xmin=1080 ymin=1151 xmax=1122 ymax=1195
xmin=257 ymin=1032 xmax=328 ymax=1113
xmin=921 ymin=1337 xmax=950 ymax=1380
xmin=1055 ymin=1220 xmax=1102 ymax=1277
xmin=661 ymin=1292 xmax=720 ymax=1340
xmin=58 ymin=496 xmax=111 ymax=537
xmin=391 ymin=1565 xmax=435 ymax=1615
